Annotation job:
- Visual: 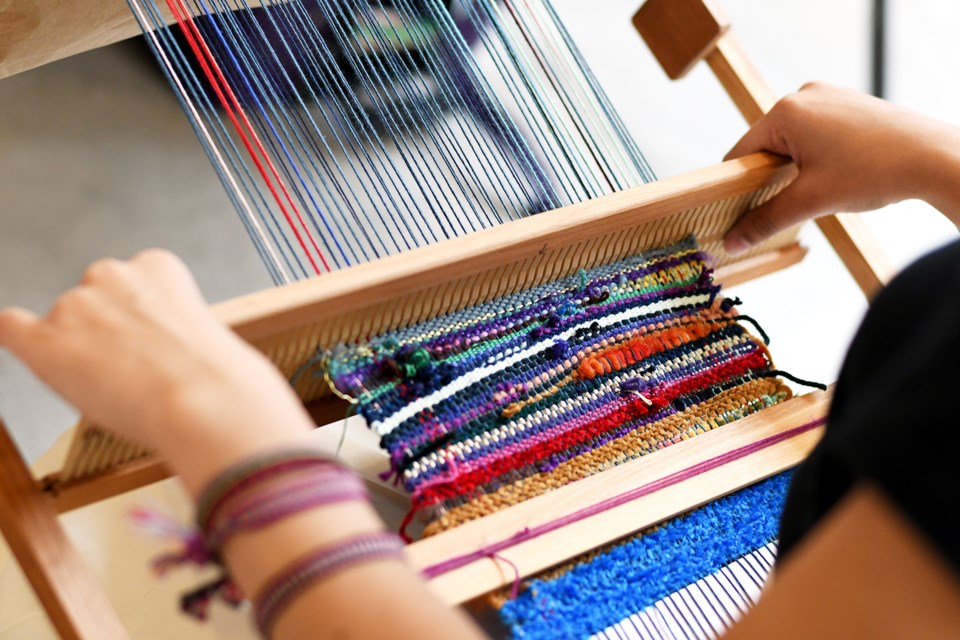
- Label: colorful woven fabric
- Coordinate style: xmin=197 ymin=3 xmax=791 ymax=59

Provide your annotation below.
xmin=329 ymin=237 xmax=792 ymax=535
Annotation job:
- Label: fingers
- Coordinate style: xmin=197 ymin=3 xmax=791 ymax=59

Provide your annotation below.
xmin=83 ymin=251 xmax=191 ymax=290
xmin=726 ymin=118 xmax=775 ymax=162
xmin=131 ymin=249 xmax=207 ymax=304
xmin=0 ymin=306 xmax=41 ymax=353
xmin=131 ymin=248 xmax=188 ymax=274
xmin=724 ymin=177 xmax=823 ymax=255
xmin=77 ymin=250 xmax=208 ymax=317
xmin=81 ymin=257 xmax=131 ymax=287
xmin=724 ymin=83 xmax=829 ymax=162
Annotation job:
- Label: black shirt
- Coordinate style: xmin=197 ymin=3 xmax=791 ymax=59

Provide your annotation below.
xmin=779 ymin=237 xmax=960 ymax=574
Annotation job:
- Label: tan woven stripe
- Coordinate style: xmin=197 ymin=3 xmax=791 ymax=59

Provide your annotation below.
xmin=423 ymin=378 xmax=791 ymax=536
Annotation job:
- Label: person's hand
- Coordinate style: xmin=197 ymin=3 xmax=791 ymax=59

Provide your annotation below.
xmin=0 ymin=250 xmax=314 ymax=492
xmin=724 ymin=82 xmax=960 ymax=255
xmin=0 ymin=254 xmax=490 ymax=640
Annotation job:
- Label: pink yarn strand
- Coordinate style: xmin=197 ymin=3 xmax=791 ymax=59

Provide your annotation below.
xmin=421 ymin=417 xmax=826 ymax=579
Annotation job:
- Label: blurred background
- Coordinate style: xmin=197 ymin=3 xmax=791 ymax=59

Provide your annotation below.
xmin=1 ymin=0 xmax=958 ymax=462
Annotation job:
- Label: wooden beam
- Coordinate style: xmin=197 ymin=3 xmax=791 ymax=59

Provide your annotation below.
xmin=713 ymin=242 xmax=806 ymax=287
xmin=44 ymin=454 xmax=171 ymax=515
xmin=405 ymin=389 xmax=832 ymax=604
xmin=212 ymin=153 xmax=797 ymax=343
xmin=814 ymin=213 xmax=895 ymax=297
xmin=47 ymin=410 xmax=404 ymax=514
xmin=705 ymin=33 xmax=777 ymax=124
xmin=0 ymin=418 xmax=128 ymax=639
xmin=0 ymin=0 xmax=269 ymax=80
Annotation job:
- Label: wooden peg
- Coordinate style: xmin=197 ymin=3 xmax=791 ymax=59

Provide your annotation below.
xmin=632 ymin=0 xmax=731 ymax=80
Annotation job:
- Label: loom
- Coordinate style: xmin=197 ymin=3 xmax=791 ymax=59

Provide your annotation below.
xmin=0 ymin=1 xmax=893 ymax=638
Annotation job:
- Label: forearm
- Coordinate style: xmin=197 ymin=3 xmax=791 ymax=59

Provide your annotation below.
xmin=153 ymin=375 xmax=485 ymax=639
xmin=150 ymin=369 xmax=319 ymax=499
xmin=726 ymin=485 xmax=960 ymax=639
xmin=912 ymin=128 xmax=960 ymax=227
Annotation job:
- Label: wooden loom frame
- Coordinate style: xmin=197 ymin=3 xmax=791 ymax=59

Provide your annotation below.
xmin=0 ymin=1 xmax=893 ymax=638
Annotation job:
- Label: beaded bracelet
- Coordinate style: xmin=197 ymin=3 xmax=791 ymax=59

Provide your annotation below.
xmin=253 ymin=531 xmax=405 ymax=638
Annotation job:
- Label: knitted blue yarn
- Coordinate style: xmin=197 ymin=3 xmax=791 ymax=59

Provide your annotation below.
xmin=498 ymin=472 xmax=792 ymax=638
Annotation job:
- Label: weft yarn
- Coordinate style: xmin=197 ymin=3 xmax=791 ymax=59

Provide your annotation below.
xmin=329 ymin=237 xmax=792 ymax=536
xmin=499 ymin=472 xmax=793 ymax=639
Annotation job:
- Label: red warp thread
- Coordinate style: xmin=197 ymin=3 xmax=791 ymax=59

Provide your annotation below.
xmin=164 ymin=0 xmax=329 ymax=274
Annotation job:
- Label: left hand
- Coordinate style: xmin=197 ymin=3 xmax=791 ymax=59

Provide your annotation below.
xmin=0 ymin=249 xmax=314 ymax=490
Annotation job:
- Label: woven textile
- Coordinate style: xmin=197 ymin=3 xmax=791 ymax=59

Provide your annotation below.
xmin=500 ymin=472 xmax=792 ymax=639
xmin=330 ymin=237 xmax=791 ymax=534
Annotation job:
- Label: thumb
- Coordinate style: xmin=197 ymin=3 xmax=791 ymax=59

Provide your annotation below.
xmin=724 ymin=177 xmax=823 ymax=255
xmin=724 ymin=114 xmax=791 ymax=162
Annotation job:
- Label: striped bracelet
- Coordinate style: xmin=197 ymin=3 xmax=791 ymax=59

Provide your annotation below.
xmin=204 ymin=466 xmax=369 ymax=551
xmin=196 ymin=448 xmax=343 ymax=531
xmin=253 ymin=531 xmax=405 ymax=638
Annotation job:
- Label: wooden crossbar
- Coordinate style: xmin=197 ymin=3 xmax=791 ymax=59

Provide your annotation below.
xmin=408 ymin=388 xmax=831 ymax=604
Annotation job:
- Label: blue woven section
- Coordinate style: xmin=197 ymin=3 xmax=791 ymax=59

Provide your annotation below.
xmin=498 ymin=472 xmax=792 ymax=639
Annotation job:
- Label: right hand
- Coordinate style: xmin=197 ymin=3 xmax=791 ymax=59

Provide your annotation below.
xmin=723 ymin=82 xmax=960 ymax=254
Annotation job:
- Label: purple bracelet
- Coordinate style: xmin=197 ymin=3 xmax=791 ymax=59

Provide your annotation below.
xmin=142 ymin=448 xmax=376 ymax=623
xmin=197 ymin=450 xmax=342 ymax=531
xmin=205 ymin=469 xmax=370 ymax=549
xmin=253 ymin=531 xmax=405 ymax=638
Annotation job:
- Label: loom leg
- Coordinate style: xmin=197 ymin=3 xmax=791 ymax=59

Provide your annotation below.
xmin=634 ymin=0 xmax=896 ymax=299
xmin=0 ymin=417 xmax=129 ymax=640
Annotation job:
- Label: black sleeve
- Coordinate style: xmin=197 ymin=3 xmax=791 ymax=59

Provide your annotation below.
xmin=778 ymin=236 xmax=960 ymax=575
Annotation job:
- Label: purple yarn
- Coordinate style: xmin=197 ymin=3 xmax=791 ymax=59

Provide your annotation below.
xmin=420 ymin=417 xmax=826 ymax=580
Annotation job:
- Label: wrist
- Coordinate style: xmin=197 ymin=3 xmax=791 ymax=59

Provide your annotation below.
xmin=154 ymin=372 xmax=317 ymax=498
xmin=903 ymin=121 xmax=960 ymax=225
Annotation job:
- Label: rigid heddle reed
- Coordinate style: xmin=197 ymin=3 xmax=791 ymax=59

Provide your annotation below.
xmin=55 ymin=152 xmax=801 ymax=489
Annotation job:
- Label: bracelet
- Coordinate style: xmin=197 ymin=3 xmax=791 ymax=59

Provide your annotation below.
xmin=136 ymin=447 xmax=376 ymax=624
xmin=253 ymin=531 xmax=405 ymax=638
xmin=205 ymin=467 xmax=369 ymax=550
xmin=196 ymin=448 xmax=343 ymax=530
